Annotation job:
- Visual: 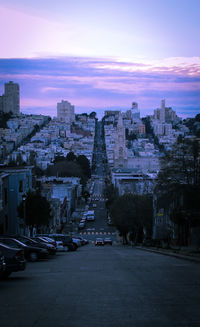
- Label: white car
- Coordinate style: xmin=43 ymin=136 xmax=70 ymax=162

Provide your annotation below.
xmin=72 ymin=238 xmax=82 ymax=247
xmin=78 ymin=222 xmax=85 ymax=230
xmin=55 ymin=241 xmax=64 ymax=252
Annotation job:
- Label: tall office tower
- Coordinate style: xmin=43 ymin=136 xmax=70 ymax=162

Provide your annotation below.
xmin=2 ymin=81 xmax=20 ymax=114
xmin=0 ymin=81 xmax=19 ymax=115
xmin=114 ymin=112 xmax=127 ymax=168
xmin=160 ymin=99 xmax=165 ymax=122
xmin=131 ymin=102 xmax=140 ymax=120
xmin=57 ymin=100 xmax=75 ymax=123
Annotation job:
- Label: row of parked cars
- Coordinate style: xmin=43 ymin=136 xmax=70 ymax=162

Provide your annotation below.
xmin=0 ymin=233 xmax=88 ymax=279
xmin=78 ymin=210 xmax=95 ymax=230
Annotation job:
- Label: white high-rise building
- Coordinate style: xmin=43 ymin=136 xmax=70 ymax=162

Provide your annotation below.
xmin=131 ymin=102 xmax=140 ymax=121
xmin=57 ymin=100 xmax=75 ymax=123
xmin=114 ymin=112 xmax=127 ymax=168
xmin=160 ymin=99 xmax=165 ymax=122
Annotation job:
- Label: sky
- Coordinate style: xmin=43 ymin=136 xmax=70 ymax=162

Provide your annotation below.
xmin=0 ymin=0 xmax=200 ymax=118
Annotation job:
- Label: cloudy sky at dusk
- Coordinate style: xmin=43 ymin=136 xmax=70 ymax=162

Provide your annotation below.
xmin=0 ymin=0 xmax=199 ymax=118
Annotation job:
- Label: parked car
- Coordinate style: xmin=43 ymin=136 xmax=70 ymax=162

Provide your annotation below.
xmin=95 ymin=238 xmax=104 ymax=246
xmin=0 ymin=249 xmax=6 ymax=278
xmin=86 ymin=210 xmax=95 ymax=221
xmin=75 ymin=236 xmax=89 ymax=245
xmin=104 ymin=237 xmax=112 ymax=245
xmin=49 ymin=234 xmax=77 ymax=251
xmin=72 ymin=238 xmax=82 ymax=247
xmin=55 ymin=241 xmax=64 ymax=252
xmin=36 ymin=235 xmax=57 ymax=248
xmin=12 ymin=235 xmax=52 ymax=256
xmin=0 ymin=234 xmax=49 ymax=256
xmin=0 ymin=242 xmax=26 ymax=279
xmin=32 ymin=237 xmax=57 ymax=255
xmin=0 ymin=237 xmax=49 ymax=262
xmin=78 ymin=222 xmax=85 ymax=230
xmin=36 ymin=235 xmax=64 ymax=251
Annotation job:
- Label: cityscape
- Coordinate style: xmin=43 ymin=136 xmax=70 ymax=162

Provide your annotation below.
xmin=0 ymin=1 xmax=200 ymax=326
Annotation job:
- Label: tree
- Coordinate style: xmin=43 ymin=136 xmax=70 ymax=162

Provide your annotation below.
xmin=183 ymin=114 xmax=200 ymax=136
xmin=157 ymin=138 xmax=200 ymax=189
xmin=156 ymin=138 xmax=200 ymax=245
xmin=82 ymin=190 xmax=90 ymax=203
xmin=32 ymin=165 xmax=44 ymax=177
xmin=76 ymin=155 xmax=91 ymax=178
xmin=103 ymin=183 xmax=118 ymax=210
xmin=0 ymin=112 xmax=12 ymax=128
xmin=66 ymin=151 xmax=77 ymax=161
xmin=54 ymin=155 xmax=66 ymax=163
xmin=29 ymin=150 xmax=36 ymax=165
xmin=110 ymin=193 xmax=153 ymax=244
xmin=125 ymin=129 xmax=137 ymax=140
xmin=18 ymin=191 xmax=52 ymax=234
xmin=46 ymin=160 xmax=83 ymax=179
xmin=89 ymin=111 xmax=97 ymax=119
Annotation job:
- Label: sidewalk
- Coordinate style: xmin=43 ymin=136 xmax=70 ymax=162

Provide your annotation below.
xmin=136 ymin=245 xmax=200 ymax=263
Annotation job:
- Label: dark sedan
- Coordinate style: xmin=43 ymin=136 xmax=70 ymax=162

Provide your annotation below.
xmin=104 ymin=237 xmax=112 ymax=245
xmin=7 ymin=235 xmax=53 ymax=257
xmin=49 ymin=234 xmax=78 ymax=251
xmin=95 ymin=238 xmax=104 ymax=246
xmin=75 ymin=236 xmax=89 ymax=245
xmin=0 ymin=243 xmax=26 ymax=279
xmin=0 ymin=237 xmax=49 ymax=262
xmin=36 ymin=235 xmax=57 ymax=248
xmin=0 ymin=249 xmax=6 ymax=278
xmin=32 ymin=237 xmax=57 ymax=255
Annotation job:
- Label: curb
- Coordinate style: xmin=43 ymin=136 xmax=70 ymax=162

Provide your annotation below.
xmin=136 ymin=246 xmax=200 ymax=263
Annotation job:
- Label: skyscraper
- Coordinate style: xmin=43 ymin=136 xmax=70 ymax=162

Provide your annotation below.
xmin=131 ymin=102 xmax=140 ymax=121
xmin=57 ymin=100 xmax=75 ymax=123
xmin=160 ymin=99 xmax=165 ymax=122
xmin=0 ymin=81 xmax=20 ymax=115
xmin=114 ymin=112 xmax=127 ymax=168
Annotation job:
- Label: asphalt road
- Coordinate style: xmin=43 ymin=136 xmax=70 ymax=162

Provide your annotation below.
xmin=1 ymin=244 xmax=200 ymax=327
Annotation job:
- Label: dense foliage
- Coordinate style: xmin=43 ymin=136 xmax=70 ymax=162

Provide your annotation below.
xmin=156 ymin=137 xmax=200 ymax=245
xmin=46 ymin=152 xmax=91 ymax=186
xmin=18 ymin=191 xmax=52 ymax=231
xmin=183 ymin=114 xmax=200 ymax=136
xmin=0 ymin=112 xmax=12 ymax=128
xmin=110 ymin=193 xmax=153 ymax=244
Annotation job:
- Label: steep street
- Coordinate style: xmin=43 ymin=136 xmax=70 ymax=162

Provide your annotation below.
xmin=1 ymin=244 xmax=200 ymax=327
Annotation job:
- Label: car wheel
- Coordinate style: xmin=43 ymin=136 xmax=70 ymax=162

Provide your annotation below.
xmin=29 ymin=252 xmax=38 ymax=262
xmin=72 ymin=243 xmax=78 ymax=250
xmin=64 ymin=246 xmax=69 ymax=252
xmin=1 ymin=271 xmax=11 ymax=279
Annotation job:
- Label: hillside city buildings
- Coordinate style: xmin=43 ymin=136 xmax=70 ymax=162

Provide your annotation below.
xmin=0 ymin=81 xmax=199 ymax=244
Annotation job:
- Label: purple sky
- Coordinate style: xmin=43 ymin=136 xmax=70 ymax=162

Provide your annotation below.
xmin=0 ymin=1 xmax=200 ymax=118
